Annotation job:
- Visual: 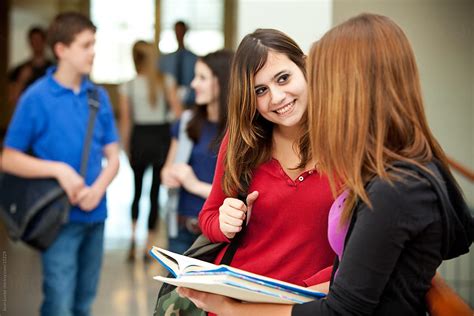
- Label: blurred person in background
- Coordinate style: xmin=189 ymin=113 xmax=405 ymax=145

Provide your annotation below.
xmin=118 ymin=40 xmax=173 ymax=262
xmin=161 ymin=49 xmax=234 ymax=254
xmin=159 ymin=21 xmax=197 ymax=115
xmin=8 ymin=26 xmax=54 ymax=106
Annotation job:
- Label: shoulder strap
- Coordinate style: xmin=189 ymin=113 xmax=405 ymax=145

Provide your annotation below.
xmin=80 ymin=88 xmax=100 ymax=177
xmin=174 ymin=110 xmax=194 ymax=163
xmin=219 ymin=193 xmax=247 ymax=265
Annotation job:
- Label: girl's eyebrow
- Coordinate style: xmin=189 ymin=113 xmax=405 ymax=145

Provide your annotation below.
xmin=255 ymin=70 xmax=289 ymax=88
xmin=273 ymin=70 xmax=288 ymax=79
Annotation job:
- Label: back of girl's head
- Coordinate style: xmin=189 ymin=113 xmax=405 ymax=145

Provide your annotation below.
xmin=131 ymin=40 xmax=159 ymax=105
xmin=132 ymin=40 xmax=153 ymax=72
xmin=308 ymin=13 xmax=449 ymax=213
xmin=223 ymin=29 xmax=306 ymax=195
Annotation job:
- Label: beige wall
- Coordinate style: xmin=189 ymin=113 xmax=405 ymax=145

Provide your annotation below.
xmin=236 ymin=0 xmax=332 ymax=53
xmin=333 ymin=0 xmax=474 ymax=206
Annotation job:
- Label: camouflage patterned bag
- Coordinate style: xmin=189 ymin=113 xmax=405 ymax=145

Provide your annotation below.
xmin=155 ymin=289 xmax=205 ymax=316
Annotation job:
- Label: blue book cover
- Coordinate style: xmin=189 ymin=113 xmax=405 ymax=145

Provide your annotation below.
xmin=150 ymin=247 xmax=326 ymax=304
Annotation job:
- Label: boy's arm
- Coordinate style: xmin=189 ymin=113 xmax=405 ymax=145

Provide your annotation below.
xmin=93 ymin=142 xmax=120 ymax=192
xmin=77 ymin=142 xmax=120 ymax=211
xmin=1 ymin=147 xmax=84 ymax=204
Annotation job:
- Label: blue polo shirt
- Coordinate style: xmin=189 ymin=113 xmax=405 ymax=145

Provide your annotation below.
xmin=4 ymin=67 xmax=119 ymax=223
xmin=171 ymin=119 xmax=218 ymax=217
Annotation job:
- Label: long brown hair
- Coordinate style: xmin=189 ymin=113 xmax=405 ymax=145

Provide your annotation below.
xmin=308 ymin=13 xmax=451 ymax=222
xmin=186 ymin=49 xmax=234 ymax=148
xmin=132 ymin=40 xmax=161 ymax=107
xmin=223 ymin=29 xmax=309 ymax=196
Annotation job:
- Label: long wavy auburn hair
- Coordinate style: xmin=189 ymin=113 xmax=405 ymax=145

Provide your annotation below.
xmin=222 ymin=29 xmax=309 ymax=196
xmin=307 ymin=13 xmax=451 ymax=222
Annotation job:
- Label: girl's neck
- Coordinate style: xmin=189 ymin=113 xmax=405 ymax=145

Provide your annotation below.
xmin=272 ymin=124 xmax=314 ymax=176
xmin=207 ymin=101 xmax=219 ymax=123
xmin=273 ymin=124 xmax=299 ymax=144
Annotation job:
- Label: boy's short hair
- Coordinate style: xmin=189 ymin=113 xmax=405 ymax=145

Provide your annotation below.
xmin=47 ymin=12 xmax=96 ymax=54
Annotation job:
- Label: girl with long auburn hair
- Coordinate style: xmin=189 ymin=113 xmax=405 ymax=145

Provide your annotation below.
xmin=198 ymin=28 xmax=336 ymax=306
xmin=178 ymin=14 xmax=472 ymax=315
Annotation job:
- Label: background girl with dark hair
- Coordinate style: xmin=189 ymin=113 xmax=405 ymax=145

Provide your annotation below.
xmin=161 ymin=49 xmax=234 ymax=254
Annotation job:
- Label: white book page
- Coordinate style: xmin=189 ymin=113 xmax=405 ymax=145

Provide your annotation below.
xmin=151 ymin=247 xmax=218 ymax=275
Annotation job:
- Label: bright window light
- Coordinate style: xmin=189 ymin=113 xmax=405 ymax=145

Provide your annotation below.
xmin=90 ymin=0 xmax=155 ymax=84
xmin=159 ymin=0 xmax=224 ymax=56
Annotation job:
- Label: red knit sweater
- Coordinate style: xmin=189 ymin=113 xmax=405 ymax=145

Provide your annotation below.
xmin=199 ymin=135 xmax=336 ymax=289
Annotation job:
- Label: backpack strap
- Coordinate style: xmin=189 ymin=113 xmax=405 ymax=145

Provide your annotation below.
xmin=219 ymin=193 xmax=247 ymax=265
xmin=80 ymin=88 xmax=100 ymax=177
xmin=174 ymin=109 xmax=193 ymax=163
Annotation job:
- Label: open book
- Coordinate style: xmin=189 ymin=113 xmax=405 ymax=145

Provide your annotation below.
xmin=150 ymin=246 xmax=326 ymax=304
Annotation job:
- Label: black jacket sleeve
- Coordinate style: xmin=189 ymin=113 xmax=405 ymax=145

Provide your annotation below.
xmin=292 ymin=174 xmax=439 ymax=316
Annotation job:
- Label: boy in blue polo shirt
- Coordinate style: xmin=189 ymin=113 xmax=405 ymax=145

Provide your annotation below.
xmin=1 ymin=12 xmax=119 ymax=316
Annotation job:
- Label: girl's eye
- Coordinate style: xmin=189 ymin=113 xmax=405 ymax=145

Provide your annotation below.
xmin=255 ymin=87 xmax=267 ymax=96
xmin=277 ymin=74 xmax=289 ymax=83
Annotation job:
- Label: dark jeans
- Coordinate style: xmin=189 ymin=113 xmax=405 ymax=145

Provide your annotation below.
xmin=41 ymin=222 xmax=104 ymax=316
xmin=168 ymin=226 xmax=200 ymax=255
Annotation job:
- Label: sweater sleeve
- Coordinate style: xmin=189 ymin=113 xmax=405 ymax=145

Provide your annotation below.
xmin=292 ymin=174 xmax=438 ymax=316
xmin=198 ymin=132 xmax=231 ymax=243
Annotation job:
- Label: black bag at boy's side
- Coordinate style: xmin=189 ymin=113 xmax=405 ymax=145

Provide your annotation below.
xmin=0 ymin=88 xmax=100 ymax=251
xmin=0 ymin=174 xmax=69 ymax=251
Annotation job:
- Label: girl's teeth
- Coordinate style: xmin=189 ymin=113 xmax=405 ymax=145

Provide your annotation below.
xmin=276 ymin=101 xmax=294 ymax=114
